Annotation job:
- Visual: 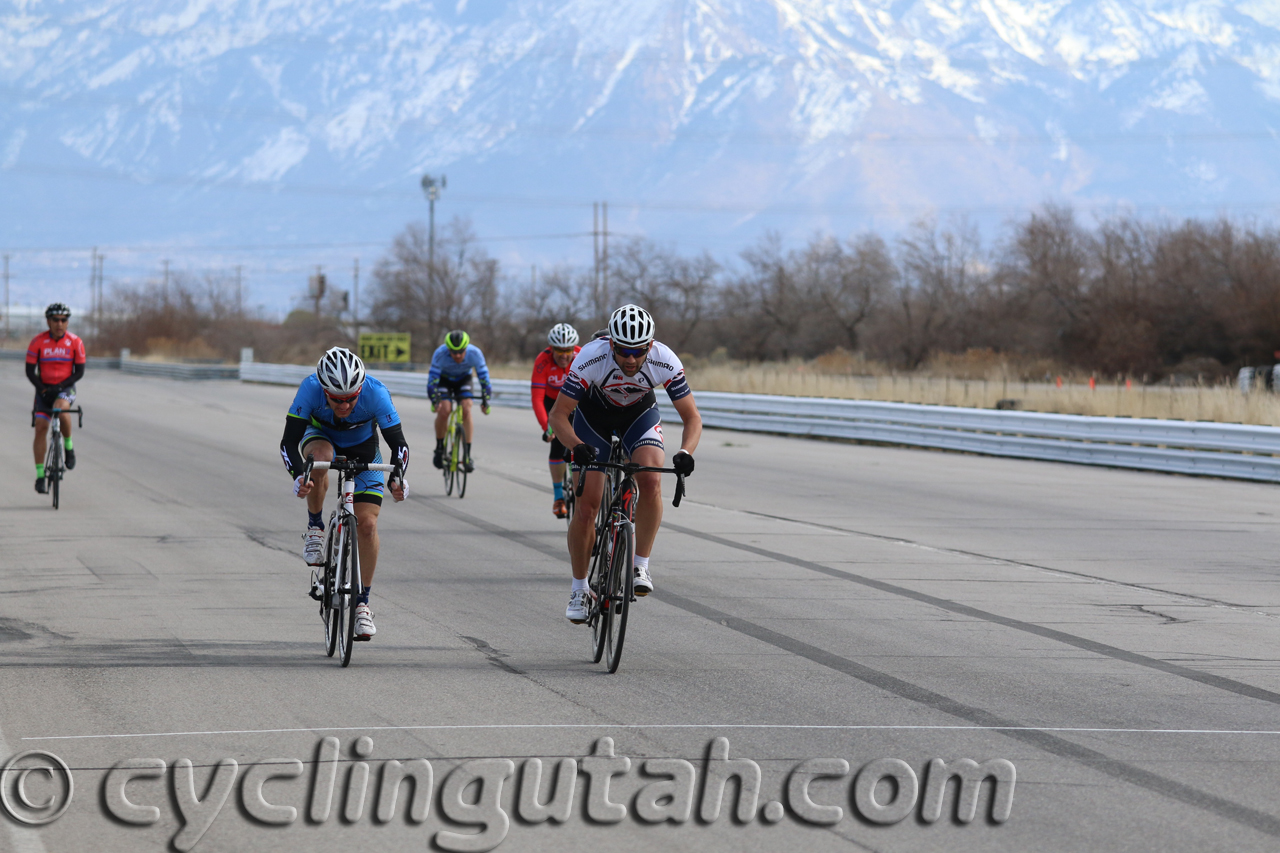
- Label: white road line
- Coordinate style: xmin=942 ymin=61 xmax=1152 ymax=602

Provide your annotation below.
xmin=23 ymin=723 xmax=1280 ymax=741
xmin=0 ymin=721 xmax=50 ymax=853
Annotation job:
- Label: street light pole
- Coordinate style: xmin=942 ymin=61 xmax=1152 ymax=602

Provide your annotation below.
xmin=420 ymin=174 xmax=447 ymax=289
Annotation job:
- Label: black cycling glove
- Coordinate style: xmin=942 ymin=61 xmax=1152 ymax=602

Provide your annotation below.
xmin=40 ymin=385 xmax=61 ymax=407
xmin=571 ymin=443 xmax=597 ymax=465
xmin=672 ymin=449 xmax=695 ymax=476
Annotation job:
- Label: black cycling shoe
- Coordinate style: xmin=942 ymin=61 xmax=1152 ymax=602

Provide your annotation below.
xmin=35 ymin=477 xmax=47 ymax=494
xmin=433 ymin=448 xmax=444 ymax=469
xmin=463 ymin=457 xmax=475 ymax=473
xmin=64 ymin=449 xmax=76 ymax=470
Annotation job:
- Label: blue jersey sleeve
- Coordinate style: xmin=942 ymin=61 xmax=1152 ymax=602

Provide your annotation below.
xmin=426 ymin=345 xmax=447 ymax=396
xmin=469 ymin=346 xmax=491 ymax=394
xmin=364 ymin=378 xmax=402 ymax=429
xmin=289 ymin=375 xmax=322 ymax=421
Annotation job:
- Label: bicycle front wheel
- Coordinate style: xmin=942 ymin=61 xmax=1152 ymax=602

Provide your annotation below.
xmin=48 ymin=442 xmax=62 ymax=510
xmin=589 ymin=520 xmax=612 ymax=664
xmin=455 ymin=424 xmax=467 ymax=498
xmin=604 ymin=520 xmax=634 ymax=673
xmin=336 ymin=519 xmax=358 ymax=667
xmin=563 ymin=469 xmax=575 ymax=528
xmin=322 ymin=523 xmax=341 ymax=657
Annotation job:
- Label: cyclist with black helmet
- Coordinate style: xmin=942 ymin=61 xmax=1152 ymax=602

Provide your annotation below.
xmin=27 ymin=302 xmax=86 ymax=493
xmin=427 ymin=330 xmax=492 ymax=473
xmin=532 ymin=322 xmax=582 ymax=517
xmin=548 ymin=304 xmax=702 ymax=623
xmin=280 ymin=347 xmax=409 ymax=641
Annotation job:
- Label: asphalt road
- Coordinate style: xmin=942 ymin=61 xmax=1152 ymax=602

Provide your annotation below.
xmin=4 ymin=368 xmax=1280 ymax=852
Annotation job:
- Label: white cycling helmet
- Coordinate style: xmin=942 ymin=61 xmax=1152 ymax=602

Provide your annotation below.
xmin=316 ymin=347 xmax=366 ymax=396
xmin=547 ymin=323 xmax=579 ymax=348
xmin=608 ymin=304 xmax=654 ymax=348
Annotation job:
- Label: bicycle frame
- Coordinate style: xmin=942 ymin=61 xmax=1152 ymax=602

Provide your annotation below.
xmin=32 ymin=406 xmax=83 ymax=510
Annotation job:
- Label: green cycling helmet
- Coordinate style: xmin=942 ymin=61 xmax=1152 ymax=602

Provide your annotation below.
xmin=445 ymin=330 xmax=470 ymax=352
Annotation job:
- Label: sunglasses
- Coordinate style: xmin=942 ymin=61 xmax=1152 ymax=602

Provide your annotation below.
xmin=552 ymin=347 xmax=575 ymax=355
xmin=325 ymin=389 xmax=361 ymax=405
xmin=48 ymin=317 xmax=69 ymax=323
xmin=613 ymin=344 xmax=649 ymax=358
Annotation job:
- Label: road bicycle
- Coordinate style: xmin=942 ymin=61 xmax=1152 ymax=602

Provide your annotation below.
xmin=547 ymin=425 xmax=575 ymax=526
xmin=440 ymin=394 xmax=468 ymax=498
xmin=301 ymin=455 xmax=401 ymax=667
xmin=575 ymin=438 xmax=685 ymax=673
xmin=31 ymin=406 xmax=83 ymax=510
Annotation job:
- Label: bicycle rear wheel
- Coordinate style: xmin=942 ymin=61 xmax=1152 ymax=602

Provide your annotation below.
xmin=322 ymin=523 xmax=341 ymax=657
xmin=589 ymin=522 xmax=611 ymax=664
xmin=456 ymin=424 xmax=468 ymax=498
xmin=604 ymin=520 xmax=634 ymax=673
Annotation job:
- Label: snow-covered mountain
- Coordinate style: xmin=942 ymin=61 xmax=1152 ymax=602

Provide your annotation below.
xmin=3 ymin=0 xmax=1280 ymax=310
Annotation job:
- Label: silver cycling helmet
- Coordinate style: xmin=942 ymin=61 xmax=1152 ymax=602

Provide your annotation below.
xmin=316 ymin=347 xmax=366 ymax=396
xmin=607 ymin=304 xmax=654 ymax=348
xmin=547 ymin=323 xmax=579 ymax=348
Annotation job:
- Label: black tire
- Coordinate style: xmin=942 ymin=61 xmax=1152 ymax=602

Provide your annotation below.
xmin=443 ymin=424 xmax=455 ymax=495
xmin=456 ymin=424 xmax=468 ymax=498
xmin=323 ymin=523 xmax=340 ymax=657
xmin=336 ymin=519 xmax=356 ymax=667
xmin=49 ymin=442 xmax=61 ymax=510
xmin=589 ymin=522 xmax=610 ymax=664
xmin=563 ymin=469 xmax=575 ymax=527
xmin=342 ymin=524 xmax=360 ymax=668
xmin=604 ymin=521 xmax=634 ymax=673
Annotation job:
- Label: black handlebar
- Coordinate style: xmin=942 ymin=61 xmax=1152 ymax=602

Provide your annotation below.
xmin=573 ymin=460 xmax=687 ymax=507
xmin=301 ymin=454 xmax=403 ymax=485
xmin=32 ymin=406 xmax=84 ymax=428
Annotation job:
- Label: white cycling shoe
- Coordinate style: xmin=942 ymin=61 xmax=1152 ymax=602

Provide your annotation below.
xmin=633 ymin=565 xmax=654 ymax=596
xmin=303 ymin=527 xmax=324 ymax=565
xmin=565 ymin=588 xmax=592 ymax=623
xmin=354 ymin=603 xmax=376 ymax=640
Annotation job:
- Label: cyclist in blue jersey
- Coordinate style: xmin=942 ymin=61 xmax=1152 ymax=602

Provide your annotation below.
xmin=427 ymin=330 xmax=492 ymax=473
xmin=280 ymin=347 xmax=409 ymax=641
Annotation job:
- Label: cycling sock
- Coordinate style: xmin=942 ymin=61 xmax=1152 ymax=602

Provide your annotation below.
xmin=357 ymin=586 xmax=371 ymax=605
xmin=553 ymin=481 xmax=564 ymax=501
xmin=35 ymin=463 xmax=44 ymax=478
xmin=435 ymin=438 xmax=445 ymax=451
xmin=465 ymin=442 xmax=472 ymax=458
xmin=308 ymin=510 xmax=324 ymax=530
xmin=571 ymin=577 xmax=588 ymax=592
xmin=63 ymin=437 xmax=73 ymax=450
xmin=634 ymin=555 xmax=650 ymax=571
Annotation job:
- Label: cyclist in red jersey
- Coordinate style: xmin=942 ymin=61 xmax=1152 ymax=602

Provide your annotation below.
xmin=531 ymin=323 xmax=581 ymax=517
xmin=27 ymin=302 xmax=86 ymax=493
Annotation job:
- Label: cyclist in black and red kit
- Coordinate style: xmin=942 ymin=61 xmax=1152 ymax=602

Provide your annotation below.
xmin=27 ymin=302 xmax=86 ymax=493
xmin=531 ymin=322 xmax=582 ymax=517
xmin=548 ymin=305 xmax=702 ymax=623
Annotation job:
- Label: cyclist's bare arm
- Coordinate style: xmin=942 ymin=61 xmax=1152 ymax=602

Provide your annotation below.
xmin=548 ymin=395 xmax=583 ymax=451
xmin=671 ymin=394 xmax=703 ymax=455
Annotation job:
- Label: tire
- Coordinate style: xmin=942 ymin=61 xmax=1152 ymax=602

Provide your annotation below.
xmin=443 ymin=419 xmax=456 ymax=496
xmin=604 ymin=520 xmax=634 ymax=673
xmin=336 ymin=519 xmax=357 ymax=667
xmin=589 ymin=516 xmax=611 ymax=664
xmin=323 ymin=523 xmax=340 ymax=657
xmin=48 ymin=442 xmax=61 ymax=510
xmin=563 ymin=469 xmax=575 ymax=527
xmin=455 ymin=424 xmax=467 ymax=498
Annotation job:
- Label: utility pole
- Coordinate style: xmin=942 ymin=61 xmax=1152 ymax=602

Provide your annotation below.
xmin=89 ymin=247 xmax=98 ymax=336
xmin=601 ymin=201 xmax=609 ymax=312
xmin=420 ymin=174 xmax=446 ymax=290
xmin=95 ymin=253 xmax=104 ymax=338
xmin=235 ymin=265 xmax=243 ymax=316
xmin=591 ymin=201 xmax=610 ymax=319
xmin=352 ymin=257 xmax=360 ymax=340
xmin=3 ymin=253 xmax=8 ymax=343
xmin=592 ymin=203 xmax=600 ymax=318
xmin=162 ymin=259 xmax=170 ymax=303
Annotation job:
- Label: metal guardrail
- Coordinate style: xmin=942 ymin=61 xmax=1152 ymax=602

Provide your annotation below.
xmin=240 ymin=361 xmax=1280 ymax=484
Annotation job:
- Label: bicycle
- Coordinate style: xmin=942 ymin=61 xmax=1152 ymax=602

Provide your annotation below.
xmin=31 ymin=406 xmax=83 ymax=510
xmin=440 ymin=394 xmax=468 ymax=498
xmin=547 ymin=425 xmax=575 ymax=526
xmin=575 ymin=438 xmax=685 ymax=673
xmin=301 ymin=454 xmax=401 ymax=667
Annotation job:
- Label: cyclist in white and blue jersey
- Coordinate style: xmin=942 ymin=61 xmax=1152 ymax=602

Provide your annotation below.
xmin=427 ymin=330 xmax=492 ymax=472
xmin=280 ymin=347 xmax=409 ymax=641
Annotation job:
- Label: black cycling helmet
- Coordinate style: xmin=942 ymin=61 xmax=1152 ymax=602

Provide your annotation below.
xmin=45 ymin=302 xmax=71 ymax=319
xmin=445 ymin=330 xmax=470 ymax=352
